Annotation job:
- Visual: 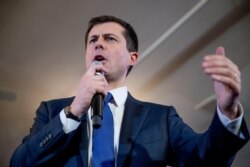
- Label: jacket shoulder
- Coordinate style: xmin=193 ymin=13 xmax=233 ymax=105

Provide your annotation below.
xmin=36 ymin=97 xmax=75 ymax=118
xmin=44 ymin=96 xmax=74 ymax=106
xmin=127 ymin=93 xmax=174 ymax=112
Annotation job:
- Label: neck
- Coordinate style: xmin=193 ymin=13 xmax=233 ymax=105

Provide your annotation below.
xmin=107 ymin=79 xmax=127 ymax=91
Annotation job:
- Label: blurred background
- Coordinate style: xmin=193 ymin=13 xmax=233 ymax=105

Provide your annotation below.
xmin=0 ymin=0 xmax=249 ymax=166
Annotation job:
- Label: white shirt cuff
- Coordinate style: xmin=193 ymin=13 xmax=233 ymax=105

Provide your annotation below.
xmin=217 ymin=103 xmax=243 ymax=136
xmin=59 ymin=109 xmax=81 ymax=134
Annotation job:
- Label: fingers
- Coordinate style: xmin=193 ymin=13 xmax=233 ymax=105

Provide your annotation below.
xmin=92 ymin=75 xmax=108 ymax=94
xmin=202 ymin=47 xmax=241 ymax=93
xmin=202 ymin=57 xmax=240 ymax=80
xmin=87 ymin=61 xmax=108 ymax=94
xmin=86 ymin=61 xmax=106 ymax=76
xmin=70 ymin=62 xmax=108 ymax=116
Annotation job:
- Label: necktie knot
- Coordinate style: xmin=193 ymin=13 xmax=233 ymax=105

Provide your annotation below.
xmin=104 ymin=92 xmax=113 ymax=104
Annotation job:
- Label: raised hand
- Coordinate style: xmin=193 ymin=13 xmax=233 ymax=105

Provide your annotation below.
xmin=202 ymin=46 xmax=241 ymax=119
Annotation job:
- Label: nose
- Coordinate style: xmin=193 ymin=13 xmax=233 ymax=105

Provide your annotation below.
xmin=95 ymin=43 xmax=104 ymax=50
xmin=95 ymin=38 xmax=104 ymax=50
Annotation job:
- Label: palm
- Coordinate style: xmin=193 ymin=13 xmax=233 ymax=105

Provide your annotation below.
xmin=203 ymin=47 xmax=241 ymax=117
xmin=214 ymin=79 xmax=236 ymax=111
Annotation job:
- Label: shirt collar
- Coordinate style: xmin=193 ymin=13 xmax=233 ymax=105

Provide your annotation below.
xmin=108 ymin=86 xmax=128 ymax=107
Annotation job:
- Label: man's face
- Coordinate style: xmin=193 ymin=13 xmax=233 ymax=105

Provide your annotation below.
xmin=85 ymin=22 xmax=137 ymax=82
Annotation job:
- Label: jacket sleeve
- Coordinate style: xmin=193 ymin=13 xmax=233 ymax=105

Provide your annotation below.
xmin=10 ymin=100 xmax=79 ymax=167
xmin=167 ymin=106 xmax=249 ymax=167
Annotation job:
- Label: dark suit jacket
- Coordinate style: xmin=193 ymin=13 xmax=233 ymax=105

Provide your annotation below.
xmin=10 ymin=93 xmax=249 ymax=167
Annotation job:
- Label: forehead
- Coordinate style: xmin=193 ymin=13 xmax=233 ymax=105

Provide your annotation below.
xmin=88 ymin=22 xmax=125 ymax=38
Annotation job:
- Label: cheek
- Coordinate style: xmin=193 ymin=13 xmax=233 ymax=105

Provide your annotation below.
xmin=85 ymin=61 xmax=90 ymax=70
xmin=113 ymin=47 xmax=129 ymax=60
xmin=85 ymin=51 xmax=92 ymax=69
xmin=85 ymin=59 xmax=92 ymax=69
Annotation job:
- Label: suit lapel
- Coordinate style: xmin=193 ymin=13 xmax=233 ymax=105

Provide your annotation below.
xmin=79 ymin=114 xmax=89 ymax=167
xmin=117 ymin=93 xmax=149 ymax=167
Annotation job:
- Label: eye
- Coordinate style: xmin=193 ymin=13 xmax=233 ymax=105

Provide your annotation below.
xmin=88 ymin=37 xmax=97 ymax=44
xmin=105 ymin=36 xmax=117 ymax=42
xmin=88 ymin=36 xmax=98 ymax=44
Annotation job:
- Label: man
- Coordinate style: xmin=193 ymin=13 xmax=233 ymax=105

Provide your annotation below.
xmin=10 ymin=15 xmax=249 ymax=167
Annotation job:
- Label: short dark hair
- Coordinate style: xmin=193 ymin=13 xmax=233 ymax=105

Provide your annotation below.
xmin=85 ymin=15 xmax=138 ymax=52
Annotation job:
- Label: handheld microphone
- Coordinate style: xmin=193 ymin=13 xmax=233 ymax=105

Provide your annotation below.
xmin=91 ymin=61 xmax=104 ymax=128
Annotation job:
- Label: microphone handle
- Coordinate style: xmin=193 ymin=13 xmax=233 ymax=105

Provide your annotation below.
xmin=91 ymin=93 xmax=103 ymax=128
xmin=91 ymin=71 xmax=104 ymax=128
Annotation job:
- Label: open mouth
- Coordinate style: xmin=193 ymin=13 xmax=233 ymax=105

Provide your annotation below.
xmin=94 ymin=55 xmax=106 ymax=63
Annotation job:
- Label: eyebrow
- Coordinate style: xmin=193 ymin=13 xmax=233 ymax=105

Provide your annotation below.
xmin=103 ymin=33 xmax=119 ymax=38
xmin=88 ymin=33 xmax=120 ymax=40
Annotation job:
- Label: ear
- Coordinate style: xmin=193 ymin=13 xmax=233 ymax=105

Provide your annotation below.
xmin=129 ymin=52 xmax=139 ymax=65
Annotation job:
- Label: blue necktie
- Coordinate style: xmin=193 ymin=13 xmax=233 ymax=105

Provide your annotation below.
xmin=92 ymin=92 xmax=115 ymax=167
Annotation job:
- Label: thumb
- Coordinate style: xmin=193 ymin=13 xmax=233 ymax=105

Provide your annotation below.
xmin=87 ymin=61 xmax=104 ymax=75
xmin=216 ymin=46 xmax=225 ymax=56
